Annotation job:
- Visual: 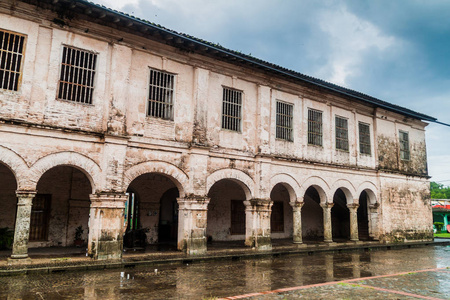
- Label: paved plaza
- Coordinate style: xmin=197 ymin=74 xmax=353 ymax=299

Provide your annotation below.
xmin=223 ymin=267 xmax=450 ymax=299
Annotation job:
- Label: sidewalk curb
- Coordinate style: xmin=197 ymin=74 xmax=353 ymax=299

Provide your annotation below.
xmin=1 ymin=240 xmax=449 ymax=277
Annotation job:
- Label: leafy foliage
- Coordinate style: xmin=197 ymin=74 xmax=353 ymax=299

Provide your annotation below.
xmin=430 ymin=181 xmax=450 ymax=199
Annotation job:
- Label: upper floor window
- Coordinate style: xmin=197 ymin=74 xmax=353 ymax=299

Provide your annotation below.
xmin=0 ymin=29 xmax=26 ymax=92
xmin=399 ymin=130 xmax=410 ymax=160
xmin=57 ymin=46 xmax=97 ymax=104
xmin=148 ymin=68 xmax=175 ymax=120
xmin=335 ymin=116 xmax=349 ymax=151
xmin=276 ymin=101 xmax=293 ymax=141
xmin=222 ymin=87 xmax=242 ymax=132
xmin=308 ymin=109 xmax=322 ymax=146
xmin=359 ymin=122 xmax=371 ymax=155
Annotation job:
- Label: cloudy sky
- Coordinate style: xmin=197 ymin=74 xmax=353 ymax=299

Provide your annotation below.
xmin=92 ymin=0 xmax=450 ymax=185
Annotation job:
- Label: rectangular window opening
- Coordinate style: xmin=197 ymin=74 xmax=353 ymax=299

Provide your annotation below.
xmin=0 ymin=29 xmax=26 ymax=92
xmin=359 ymin=122 xmax=371 ymax=155
xmin=57 ymin=46 xmax=97 ymax=104
xmin=222 ymin=87 xmax=242 ymax=132
xmin=276 ymin=101 xmax=293 ymax=141
xmin=148 ymin=68 xmax=175 ymax=120
xmin=308 ymin=109 xmax=323 ymax=146
xmin=335 ymin=116 xmax=349 ymax=151
xmin=399 ymin=130 xmax=410 ymax=160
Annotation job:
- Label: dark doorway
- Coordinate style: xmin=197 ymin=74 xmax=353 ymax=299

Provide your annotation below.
xmin=29 ymin=194 xmax=51 ymax=241
xmin=158 ymin=187 xmax=179 ymax=244
xmin=124 ymin=190 xmax=146 ymax=249
xmin=271 ymin=201 xmax=284 ymax=232
xmin=331 ymin=189 xmax=350 ymax=240
xmin=230 ymin=200 xmax=245 ymax=235
xmin=302 ymin=186 xmax=324 ymax=240
xmin=358 ymin=191 xmax=370 ymax=240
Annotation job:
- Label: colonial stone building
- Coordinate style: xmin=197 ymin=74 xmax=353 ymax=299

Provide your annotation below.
xmin=0 ymin=0 xmax=435 ymax=261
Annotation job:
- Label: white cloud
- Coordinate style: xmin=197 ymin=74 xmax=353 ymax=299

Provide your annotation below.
xmin=92 ymin=0 xmax=139 ymax=10
xmin=317 ymin=5 xmax=396 ymax=86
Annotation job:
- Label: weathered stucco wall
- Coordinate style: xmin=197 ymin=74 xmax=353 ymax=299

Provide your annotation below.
xmin=376 ymin=110 xmax=428 ymax=176
xmin=378 ymin=175 xmax=432 ymax=242
xmin=0 ymin=0 xmax=434 ymax=256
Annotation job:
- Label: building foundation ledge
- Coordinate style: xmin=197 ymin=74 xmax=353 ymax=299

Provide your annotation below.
xmin=7 ymin=257 xmax=32 ymax=265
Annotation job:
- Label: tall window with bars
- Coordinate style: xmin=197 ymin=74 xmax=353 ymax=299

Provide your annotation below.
xmin=399 ymin=130 xmax=410 ymax=160
xmin=358 ymin=122 xmax=371 ymax=155
xmin=308 ymin=109 xmax=323 ymax=146
xmin=57 ymin=46 xmax=97 ymax=104
xmin=222 ymin=87 xmax=242 ymax=132
xmin=335 ymin=116 xmax=349 ymax=151
xmin=148 ymin=69 xmax=175 ymax=120
xmin=0 ymin=29 xmax=26 ymax=91
xmin=276 ymin=101 xmax=293 ymax=141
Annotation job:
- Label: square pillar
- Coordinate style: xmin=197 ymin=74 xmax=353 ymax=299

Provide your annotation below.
xmin=244 ymin=198 xmax=273 ymax=251
xmin=8 ymin=191 xmax=36 ymax=263
xmin=88 ymin=192 xmax=127 ymax=260
xmin=177 ymin=196 xmax=210 ymax=255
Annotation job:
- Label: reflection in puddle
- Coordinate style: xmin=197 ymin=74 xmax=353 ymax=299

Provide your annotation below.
xmin=0 ymin=246 xmax=448 ymax=299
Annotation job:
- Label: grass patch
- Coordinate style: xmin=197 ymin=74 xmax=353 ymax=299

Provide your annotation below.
xmin=434 ymin=232 xmax=450 ymax=238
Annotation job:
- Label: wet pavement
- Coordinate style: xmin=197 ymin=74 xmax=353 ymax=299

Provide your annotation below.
xmin=0 ymin=245 xmax=449 ymax=299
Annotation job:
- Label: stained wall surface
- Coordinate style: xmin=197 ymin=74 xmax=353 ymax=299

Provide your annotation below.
xmin=0 ymin=0 xmax=433 ymax=252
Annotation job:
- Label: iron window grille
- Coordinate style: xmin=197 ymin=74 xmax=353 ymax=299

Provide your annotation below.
xmin=359 ymin=122 xmax=371 ymax=155
xmin=399 ymin=130 xmax=410 ymax=160
xmin=0 ymin=29 xmax=26 ymax=92
xmin=276 ymin=101 xmax=294 ymax=141
xmin=57 ymin=46 xmax=97 ymax=104
xmin=148 ymin=68 xmax=175 ymax=120
xmin=335 ymin=116 xmax=349 ymax=151
xmin=222 ymin=87 xmax=242 ymax=132
xmin=308 ymin=109 xmax=323 ymax=146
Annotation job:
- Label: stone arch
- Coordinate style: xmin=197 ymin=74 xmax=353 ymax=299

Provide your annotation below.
xmin=356 ymin=181 xmax=378 ymax=205
xmin=123 ymin=161 xmax=189 ymax=197
xmin=269 ymin=173 xmax=301 ymax=203
xmin=206 ymin=169 xmax=254 ymax=200
xmin=299 ymin=176 xmax=331 ymax=204
xmin=0 ymin=145 xmax=29 ymax=190
xmin=29 ymin=151 xmax=101 ymax=193
xmin=331 ymin=179 xmax=356 ymax=204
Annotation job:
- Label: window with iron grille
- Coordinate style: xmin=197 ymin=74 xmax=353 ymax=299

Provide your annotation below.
xmin=335 ymin=116 xmax=349 ymax=151
xmin=308 ymin=109 xmax=323 ymax=146
xmin=148 ymin=68 xmax=175 ymax=120
xmin=359 ymin=122 xmax=371 ymax=155
xmin=0 ymin=29 xmax=26 ymax=91
xmin=399 ymin=130 xmax=410 ymax=160
xmin=57 ymin=46 xmax=97 ymax=104
xmin=276 ymin=101 xmax=293 ymax=141
xmin=222 ymin=87 xmax=242 ymax=132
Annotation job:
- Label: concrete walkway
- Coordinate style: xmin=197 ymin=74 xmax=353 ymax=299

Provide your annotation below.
xmin=1 ymin=239 xmax=449 ymax=276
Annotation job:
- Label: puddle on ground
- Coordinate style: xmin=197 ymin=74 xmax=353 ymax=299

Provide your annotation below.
xmin=0 ymin=246 xmax=448 ymax=299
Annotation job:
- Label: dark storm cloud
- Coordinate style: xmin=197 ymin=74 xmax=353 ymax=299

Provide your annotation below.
xmin=92 ymin=0 xmax=450 ymax=183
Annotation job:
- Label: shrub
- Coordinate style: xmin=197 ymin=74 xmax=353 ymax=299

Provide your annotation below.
xmin=434 ymin=222 xmax=444 ymax=232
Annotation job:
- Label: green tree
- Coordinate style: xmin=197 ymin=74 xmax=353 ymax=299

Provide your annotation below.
xmin=430 ymin=181 xmax=450 ymax=199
